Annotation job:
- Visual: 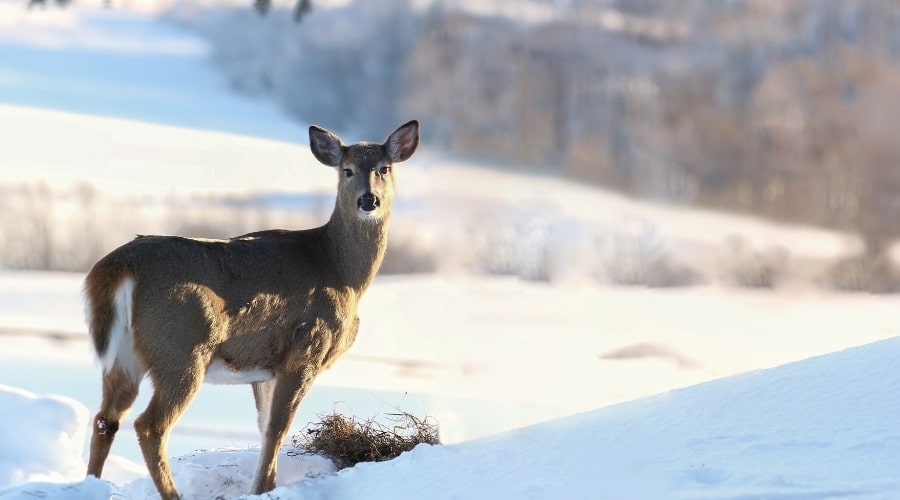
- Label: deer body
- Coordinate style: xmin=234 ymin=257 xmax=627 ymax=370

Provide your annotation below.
xmin=84 ymin=121 xmax=419 ymax=499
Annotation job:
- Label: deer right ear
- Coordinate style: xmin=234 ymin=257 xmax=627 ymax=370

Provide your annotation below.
xmin=309 ymin=125 xmax=344 ymax=167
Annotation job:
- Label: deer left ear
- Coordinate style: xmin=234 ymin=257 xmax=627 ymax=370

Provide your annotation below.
xmin=385 ymin=120 xmax=419 ymax=163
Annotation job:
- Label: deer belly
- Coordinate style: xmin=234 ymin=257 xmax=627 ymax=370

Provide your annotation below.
xmin=204 ymin=358 xmax=274 ymax=385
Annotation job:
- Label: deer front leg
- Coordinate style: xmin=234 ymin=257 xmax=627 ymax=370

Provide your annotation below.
xmin=250 ymin=368 xmax=316 ymax=494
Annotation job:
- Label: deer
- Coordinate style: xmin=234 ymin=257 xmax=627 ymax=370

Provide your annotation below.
xmin=83 ymin=120 xmax=419 ymax=499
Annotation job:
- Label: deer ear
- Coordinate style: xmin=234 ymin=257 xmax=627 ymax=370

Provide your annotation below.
xmin=385 ymin=120 xmax=419 ymax=163
xmin=309 ymin=125 xmax=344 ymax=167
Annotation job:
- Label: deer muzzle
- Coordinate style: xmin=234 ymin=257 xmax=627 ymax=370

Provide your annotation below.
xmin=357 ymin=193 xmax=380 ymax=213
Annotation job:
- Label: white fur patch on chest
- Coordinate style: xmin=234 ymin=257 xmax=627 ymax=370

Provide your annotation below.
xmin=204 ymin=359 xmax=274 ymax=385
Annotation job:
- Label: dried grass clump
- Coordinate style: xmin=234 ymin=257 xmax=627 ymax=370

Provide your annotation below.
xmin=291 ymin=411 xmax=440 ymax=469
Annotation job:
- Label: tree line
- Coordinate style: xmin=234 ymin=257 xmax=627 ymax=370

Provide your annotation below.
xmin=139 ymin=0 xmax=900 ymax=259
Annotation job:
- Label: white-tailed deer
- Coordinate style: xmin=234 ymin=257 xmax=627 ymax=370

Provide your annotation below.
xmin=84 ymin=121 xmax=419 ymax=499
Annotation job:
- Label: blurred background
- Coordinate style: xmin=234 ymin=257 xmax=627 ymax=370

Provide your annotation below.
xmin=2 ymin=0 xmax=900 ymax=462
xmin=3 ymin=0 xmax=900 ymax=292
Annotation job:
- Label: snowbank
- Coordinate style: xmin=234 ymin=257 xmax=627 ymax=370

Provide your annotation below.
xmin=118 ymin=449 xmax=334 ymax=500
xmin=0 ymin=383 xmax=335 ymax=499
xmin=259 ymin=336 xmax=900 ymax=499
xmin=0 ymin=385 xmax=87 ymax=488
xmin=3 ymin=338 xmax=900 ymax=499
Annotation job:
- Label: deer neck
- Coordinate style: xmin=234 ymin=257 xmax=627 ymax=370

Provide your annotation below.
xmin=324 ymin=208 xmax=390 ymax=292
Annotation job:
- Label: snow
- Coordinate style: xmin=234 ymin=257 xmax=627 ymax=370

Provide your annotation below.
xmin=3 ymin=339 xmax=900 ymax=499
xmin=0 ymin=385 xmax=87 ymax=487
xmin=1 ymin=1 xmax=900 ymax=499
xmin=289 ymin=335 xmax=900 ymax=499
xmin=118 ymin=450 xmax=335 ymax=500
xmin=0 ymin=0 xmax=300 ymax=142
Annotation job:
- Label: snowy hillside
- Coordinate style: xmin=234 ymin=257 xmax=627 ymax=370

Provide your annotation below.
xmin=1 ymin=2 xmax=900 ymax=500
xmin=3 ymin=338 xmax=900 ymax=499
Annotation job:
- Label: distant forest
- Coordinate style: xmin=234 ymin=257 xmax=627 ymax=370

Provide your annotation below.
xmin=173 ymin=0 xmax=900 ymax=256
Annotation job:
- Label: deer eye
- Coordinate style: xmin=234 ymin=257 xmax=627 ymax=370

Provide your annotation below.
xmin=343 ymin=169 xmax=354 ymax=178
xmin=378 ymin=165 xmax=391 ymax=176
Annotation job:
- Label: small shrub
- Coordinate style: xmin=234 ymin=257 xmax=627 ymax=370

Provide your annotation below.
xmin=379 ymin=235 xmax=437 ymax=275
xmin=645 ymin=259 xmax=704 ymax=288
xmin=825 ymin=253 xmax=900 ymax=294
xmin=467 ymin=212 xmax=522 ymax=278
xmin=291 ymin=411 xmax=440 ymax=470
xmin=0 ymin=182 xmax=132 ymax=272
xmin=596 ymin=218 xmax=702 ymax=288
xmin=825 ymin=254 xmax=869 ymax=292
xmin=719 ymin=234 xmax=790 ymax=289
xmin=466 ymin=209 xmax=555 ymax=282
xmin=0 ymin=182 xmax=55 ymax=270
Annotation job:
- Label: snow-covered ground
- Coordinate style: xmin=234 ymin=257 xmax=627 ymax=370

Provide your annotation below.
xmin=4 ymin=337 xmax=900 ymax=499
xmin=1 ymin=1 xmax=899 ymax=499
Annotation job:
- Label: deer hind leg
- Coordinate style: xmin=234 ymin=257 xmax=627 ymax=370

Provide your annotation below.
xmin=134 ymin=354 xmax=207 ymax=500
xmin=87 ymin=367 xmax=140 ymax=478
xmin=251 ymin=370 xmax=316 ymax=495
xmin=252 ymin=379 xmax=276 ymax=436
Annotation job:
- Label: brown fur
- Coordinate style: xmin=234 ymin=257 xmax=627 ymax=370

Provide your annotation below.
xmin=84 ymin=121 xmax=419 ymax=499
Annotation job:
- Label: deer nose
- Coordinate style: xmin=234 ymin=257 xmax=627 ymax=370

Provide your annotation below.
xmin=357 ymin=193 xmax=380 ymax=212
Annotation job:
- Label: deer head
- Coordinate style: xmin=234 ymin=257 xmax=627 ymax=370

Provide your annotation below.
xmin=310 ymin=120 xmax=419 ymax=223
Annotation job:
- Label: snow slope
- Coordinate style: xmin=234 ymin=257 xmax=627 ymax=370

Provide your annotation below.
xmin=275 ymin=336 xmax=900 ymax=499
xmin=3 ymin=337 xmax=899 ymax=499
xmin=0 ymin=0 xmax=300 ymax=142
